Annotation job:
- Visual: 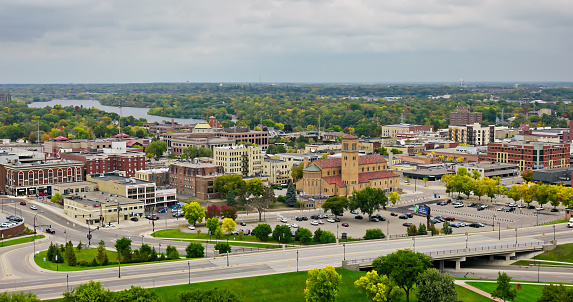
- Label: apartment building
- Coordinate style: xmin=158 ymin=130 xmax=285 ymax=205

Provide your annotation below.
xmin=213 ymin=145 xmax=263 ymax=177
xmin=478 ymin=141 xmax=570 ymax=171
xmin=86 ymin=173 xmax=159 ymax=208
xmin=381 ymin=124 xmax=434 ymax=138
xmin=168 ymin=162 xmax=224 ymax=200
xmin=448 ymin=123 xmax=494 ymax=146
xmin=450 ymin=108 xmax=482 ymax=126
xmin=263 ymin=158 xmax=293 ymax=185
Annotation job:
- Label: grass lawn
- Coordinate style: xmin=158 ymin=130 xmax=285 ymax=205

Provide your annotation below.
xmin=540 ymin=219 xmax=568 ymax=226
xmin=0 ymin=235 xmax=44 ymax=248
xmin=34 ymin=248 xmax=188 ymax=272
xmin=467 ymin=282 xmax=544 ymax=302
xmin=42 ymin=268 xmax=493 ymax=302
xmin=152 ymin=229 xmax=282 ymax=246
xmin=533 ymin=243 xmax=573 ymax=263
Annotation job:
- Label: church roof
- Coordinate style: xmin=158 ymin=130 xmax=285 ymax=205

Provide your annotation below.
xmin=342 ymin=134 xmax=358 ymax=139
xmin=303 ymin=165 xmax=322 ymax=172
xmin=313 ymin=154 xmax=387 ymax=169
xmin=194 ymin=123 xmax=212 ymax=129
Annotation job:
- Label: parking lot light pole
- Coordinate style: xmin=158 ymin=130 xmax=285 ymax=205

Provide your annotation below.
xmin=498 ymin=222 xmax=501 ymax=240
xmin=493 ymin=214 xmax=496 ymax=231
xmin=226 ymin=238 xmax=229 ymax=267
xmin=515 ymin=228 xmax=518 ymax=245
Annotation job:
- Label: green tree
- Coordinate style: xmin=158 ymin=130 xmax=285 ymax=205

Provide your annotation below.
xmin=252 ymin=223 xmax=272 ymax=241
xmin=213 ymin=174 xmax=246 ymax=199
xmin=0 ymin=291 xmax=40 ymax=302
xmin=226 ymin=187 xmax=236 ymax=206
xmin=221 ymin=218 xmax=237 ymax=234
xmin=521 ymin=169 xmax=533 ymax=182
xmin=182 ymin=202 xmax=206 ymax=226
xmin=322 ymin=196 xmax=349 ymax=216
xmin=441 ymin=221 xmax=453 ymax=235
xmin=297 ymin=228 xmax=313 ymax=244
xmin=471 ymin=170 xmax=481 ymax=180
xmin=206 ymin=218 xmax=219 ymax=235
xmin=320 ymin=231 xmax=336 ymax=243
xmin=285 ymin=183 xmax=297 ymax=207
xmin=354 ymin=270 xmax=402 ymax=302
xmin=50 ymin=192 xmax=62 ymax=204
xmin=114 ymin=237 xmax=132 ymax=266
xmin=291 ymin=164 xmax=304 ymax=180
xmin=185 ymin=242 xmax=205 ymax=258
xmin=246 ymin=178 xmax=265 ymax=197
xmin=536 ymin=284 xmax=573 ymax=302
xmin=147 ymin=140 xmax=167 ymax=158
xmin=491 ymin=272 xmax=518 ymax=302
xmin=251 ymin=186 xmax=275 ymax=221
xmin=62 ymin=280 xmax=111 ymax=302
xmin=214 ymin=242 xmax=231 ymax=254
xmin=304 ymin=266 xmax=342 ymax=302
xmin=349 ymin=187 xmax=388 ymax=219
xmin=181 ymin=146 xmax=212 ymax=160
xmin=273 ymin=225 xmax=292 ymax=243
xmin=96 ymin=244 xmax=107 ymax=264
xmin=114 ymin=286 xmax=162 ymax=302
xmin=416 ymin=268 xmax=460 ymax=302
xmin=165 ymin=245 xmax=180 ymax=260
xmin=372 ymin=249 xmax=433 ymax=302
xmin=407 ymin=224 xmax=417 ymax=236
xmin=417 ymin=223 xmax=427 ymax=235
xmin=389 ymin=192 xmax=400 ymax=205
xmin=67 ymin=247 xmax=77 ymax=266
xmin=364 ymin=229 xmax=385 ymax=240
xmin=179 ymin=288 xmax=241 ymax=302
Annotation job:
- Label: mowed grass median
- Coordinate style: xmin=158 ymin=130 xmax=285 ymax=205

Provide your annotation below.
xmin=42 ymin=268 xmax=492 ymax=301
xmin=0 ymin=235 xmax=44 ymax=248
xmin=467 ymin=282 xmax=543 ymax=302
xmin=152 ymin=229 xmax=284 ymax=248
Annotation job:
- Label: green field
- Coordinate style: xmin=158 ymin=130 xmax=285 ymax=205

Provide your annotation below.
xmin=0 ymin=235 xmax=44 ymax=248
xmin=534 ymin=243 xmax=573 ymax=263
xmin=540 ymin=219 xmax=568 ymax=226
xmin=467 ymin=282 xmax=544 ymax=302
xmin=152 ymin=229 xmax=284 ymax=247
xmin=34 ymin=247 xmax=186 ymax=271
xmin=43 ymin=268 xmax=493 ymax=302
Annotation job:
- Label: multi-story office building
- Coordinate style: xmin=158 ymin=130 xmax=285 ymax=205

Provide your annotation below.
xmin=168 ymin=162 xmax=224 ymax=200
xmin=450 ymin=108 xmax=483 ymax=126
xmin=219 ymin=127 xmax=269 ymax=149
xmin=0 ymin=160 xmax=84 ymax=196
xmin=448 ymin=123 xmax=494 ymax=146
xmin=86 ymin=173 xmax=160 ymax=208
xmin=44 ymin=136 xmax=148 ymax=158
xmin=381 ymin=124 xmax=433 ymax=138
xmin=479 ymin=141 xmax=570 ymax=171
xmin=263 ymin=158 xmax=293 ymax=185
xmin=63 ymin=192 xmax=145 ymax=225
xmin=135 ymin=168 xmax=169 ymax=186
xmin=213 ymin=145 xmax=263 ymax=177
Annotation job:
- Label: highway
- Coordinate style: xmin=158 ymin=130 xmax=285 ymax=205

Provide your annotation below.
xmin=2 ymin=196 xmax=573 ymax=300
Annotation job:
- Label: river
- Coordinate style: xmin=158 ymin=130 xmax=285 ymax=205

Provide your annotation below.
xmin=28 ymin=99 xmax=205 ymax=125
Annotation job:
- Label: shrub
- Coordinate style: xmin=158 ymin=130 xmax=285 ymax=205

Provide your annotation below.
xmin=364 ymin=228 xmax=385 ymax=240
xmin=186 ymin=243 xmax=205 ymax=258
xmin=313 ymin=228 xmax=323 ymax=242
xmin=90 ymin=257 xmax=98 ymax=267
xmin=214 ymin=242 xmax=231 ymax=254
xmin=166 ymin=245 xmax=180 ymax=260
xmin=320 ymin=231 xmax=336 ymax=243
xmin=407 ymin=224 xmax=418 ymax=236
xmin=418 ymin=223 xmax=428 ymax=235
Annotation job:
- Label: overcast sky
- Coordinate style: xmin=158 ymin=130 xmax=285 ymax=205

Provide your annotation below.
xmin=1 ymin=0 xmax=572 ymax=84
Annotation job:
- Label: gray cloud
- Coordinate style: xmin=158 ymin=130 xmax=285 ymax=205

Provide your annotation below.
xmin=0 ymin=0 xmax=571 ymax=83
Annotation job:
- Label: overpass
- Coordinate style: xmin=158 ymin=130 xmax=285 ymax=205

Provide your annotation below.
xmin=343 ymin=240 xmax=555 ymax=271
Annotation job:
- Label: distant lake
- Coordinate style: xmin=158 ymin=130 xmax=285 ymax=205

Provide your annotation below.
xmin=28 ymin=99 xmax=205 ymax=125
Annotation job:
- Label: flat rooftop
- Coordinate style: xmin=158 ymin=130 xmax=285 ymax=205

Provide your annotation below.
xmin=88 ymin=173 xmax=154 ymax=185
xmin=65 ymin=191 xmax=142 ymax=207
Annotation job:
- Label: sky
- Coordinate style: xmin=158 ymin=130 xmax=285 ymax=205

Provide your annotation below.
xmin=1 ymin=0 xmax=572 ymax=84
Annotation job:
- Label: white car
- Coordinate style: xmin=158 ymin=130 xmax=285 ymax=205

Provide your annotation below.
xmin=310 ymin=221 xmax=319 ymax=226
xmin=188 ymin=225 xmax=196 ymax=230
xmin=280 ymin=218 xmax=288 ymax=223
xmin=0 ymin=223 xmax=9 ymax=228
xmin=327 ymin=218 xmax=335 ymax=223
xmin=536 ymin=207 xmax=544 ymax=211
xmin=318 ymin=220 xmax=324 ymax=224
xmin=454 ymin=203 xmax=464 ymax=208
xmin=105 ymin=223 xmax=116 ymax=228
xmin=290 ymin=224 xmax=299 ymax=228
xmin=497 ymin=207 xmax=504 ymax=211
xmin=30 ymin=205 xmax=38 ymax=210
xmin=458 ymin=222 xmax=468 ymax=227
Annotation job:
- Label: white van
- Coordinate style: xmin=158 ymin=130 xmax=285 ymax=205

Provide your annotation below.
xmin=567 ymin=218 xmax=573 ymax=228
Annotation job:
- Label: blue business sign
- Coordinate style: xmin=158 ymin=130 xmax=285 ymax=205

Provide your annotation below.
xmin=414 ymin=205 xmax=429 ymax=216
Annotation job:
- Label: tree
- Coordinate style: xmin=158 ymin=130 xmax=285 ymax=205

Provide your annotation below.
xmin=407 ymin=224 xmax=417 ymax=236
xmin=114 ymin=237 xmax=132 ymax=266
xmin=165 ymin=245 xmax=180 ymax=260
xmin=179 ymin=288 xmax=242 ymax=302
xmin=491 ymin=272 xmax=518 ymax=302
xmin=0 ymin=291 xmax=40 ymax=302
xmin=226 ymin=187 xmax=236 ymax=206
xmin=251 ymin=186 xmax=275 ymax=221
xmin=441 ymin=221 xmax=453 ymax=235
xmin=364 ymin=229 xmax=385 ymax=240
xmin=349 ymin=187 xmax=388 ymax=219
xmin=521 ymin=169 xmax=533 ymax=182
xmin=304 ymin=266 xmax=342 ymax=302
xmin=67 ymin=246 xmax=77 ymax=266
xmin=221 ymin=218 xmax=237 ymax=234
xmin=181 ymin=146 xmax=212 ymax=160
xmin=213 ymin=174 xmax=246 ymax=199
xmin=205 ymin=204 xmax=221 ymax=219
xmin=297 ymin=228 xmax=313 ymax=244
xmin=423 ymin=177 xmax=428 ymax=187
xmin=471 ymin=170 xmax=481 ymax=180
xmin=389 ymin=192 xmax=400 ymax=205
xmin=214 ymin=242 xmax=231 ymax=254
xmin=354 ymin=270 xmax=402 ymax=302
xmin=62 ymin=280 xmax=111 ymax=302
xmin=313 ymin=228 xmax=324 ymax=243
xmin=114 ymin=286 xmax=162 ymax=302
xmin=320 ymin=231 xmax=336 ymax=243
xmin=536 ymin=284 xmax=573 ymax=302
xmin=273 ymin=225 xmax=292 ymax=243
xmin=50 ymin=192 xmax=62 ymax=204
xmin=182 ymin=202 xmax=206 ymax=226
xmin=285 ymin=183 xmax=297 ymax=207
xmin=147 ymin=140 xmax=167 ymax=158
xmin=96 ymin=243 xmax=107 ymax=264
xmin=185 ymin=242 xmax=205 ymax=258
xmin=76 ymin=241 xmax=83 ymax=252
xmin=206 ymin=218 xmax=219 ymax=235
xmin=416 ymin=268 xmax=459 ymax=302
xmin=372 ymin=249 xmax=433 ymax=302
xmin=417 ymin=223 xmax=427 ymax=235
xmin=390 ymin=148 xmax=403 ymax=154
xmin=322 ymin=196 xmax=349 ymax=216
xmin=246 ymin=178 xmax=265 ymax=197
xmin=252 ymin=223 xmax=272 ymax=241
xmin=291 ymin=164 xmax=304 ymax=181
xmin=220 ymin=205 xmax=238 ymax=219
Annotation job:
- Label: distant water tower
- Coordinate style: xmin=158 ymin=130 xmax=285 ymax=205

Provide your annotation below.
xmin=460 ymin=79 xmax=464 ymax=88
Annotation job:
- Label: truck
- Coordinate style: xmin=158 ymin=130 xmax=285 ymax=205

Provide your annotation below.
xmin=568 ymin=218 xmax=573 ymax=228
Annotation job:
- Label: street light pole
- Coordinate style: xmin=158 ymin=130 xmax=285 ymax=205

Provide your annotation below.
xmin=413 ymin=237 xmax=416 ymax=253
xmin=297 ymin=250 xmax=299 ymax=272
xmin=226 ymin=238 xmax=229 ymax=267
xmin=553 ymin=225 xmax=556 ymax=242
xmin=188 ymin=261 xmax=190 ymax=284
xmin=465 ymin=232 xmax=468 ymax=249
xmin=498 ymin=222 xmax=501 ymax=240
xmin=515 ymin=228 xmax=518 ymax=245
xmin=493 ymin=214 xmax=496 ymax=231
xmin=343 ymin=243 xmax=346 ymax=261
xmin=33 ymin=211 xmax=44 ymax=257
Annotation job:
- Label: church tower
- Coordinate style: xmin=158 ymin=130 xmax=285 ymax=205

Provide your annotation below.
xmin=341 ymin=135 xmax=359 ymax=187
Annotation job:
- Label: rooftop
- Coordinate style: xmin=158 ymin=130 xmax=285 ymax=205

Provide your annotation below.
xmin=64 ymin=191 xmax=142 ymax=207
xmin=88 ymin=173 xmax=154 ymax=185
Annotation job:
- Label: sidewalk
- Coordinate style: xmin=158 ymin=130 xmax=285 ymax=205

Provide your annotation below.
xmin=454 ymin=280 xmax=501 ymax=301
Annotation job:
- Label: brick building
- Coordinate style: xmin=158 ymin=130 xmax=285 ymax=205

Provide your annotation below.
xmin=43 ymin=137 xmax=148 ymax=158
xmin=448 ymin=123 xmax=494 ymax=146
xmin=478 ymin=141 xmax=570 ymax=171
xmin=0 ymin=160 xmax=84 ymax=196
xmin=381 ymin=124 xmax=434 ymax=138
xmin=450 ymin=108 xmax=482 ymax=126
xmin=60 ymin=151 xmax=146 ymax=178
xmin=168 ymin=162 xmax=224 ymax=200
xmin=219 ymin=127 xmax=269 ymax=148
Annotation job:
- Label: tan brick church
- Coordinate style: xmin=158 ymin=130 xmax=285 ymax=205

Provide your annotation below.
xmin=296 ymin=135 xmax=399 ymax=206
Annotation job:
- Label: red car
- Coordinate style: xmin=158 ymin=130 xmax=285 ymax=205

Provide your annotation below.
xmin=19 ymin=201 xmax=26 ymax=205
xmin=342 ymin=223 xmax=349 ymax=227
xmin=444 ymin=217 xmax=456 ymax=221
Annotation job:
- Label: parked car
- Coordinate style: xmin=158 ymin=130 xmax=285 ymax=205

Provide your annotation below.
xmin=505 ymin=207 xmax=515 ymax=212
xmin=438 ymin=201 xmax=447 ymax=206
xmin=469 ymin=223 xmax=484 ymax=228
xmin=157 ymin=208 xmax=167 ymax=213
xmin=527 ymin=205 xmax=536 ymax=209
xmin=536 ymin=206 xmax=544 ymax=211
xmin=19 ymin=201 xmax=26 ymax=205
xmin=496 ymin=207 xmax=505 ymax=211
xmin=240 ymin=221 xmax=246 ymax=226
xmin=291 ymin=224 xmax=299 ymax=228
xmin=0 ymin=223 xmax=10 ymax=228
xmin=374 ymin=214 xmax=386 ymax=221
xmin=477 ymin=206 xmax=485 ymax=211
xmin=355 ymin=215 xmax=363 ymax=220
xmin=146 ymin=214 xmax=159 ymax=220
xmin=45 ymin=228 xmax=56 ymax=234
xmin=334 ymin=217 xmax=340 ymax=222
xmin=295 ymin=217 xmax=303 ymax=221
xmin=301 ymin=216 xmax=308 ymax=221
xmin=130 ymin=217 xmax=139 ymax=222
xmin=351 ymin=210 xmax=359 ymax=214
xmin=458 ymin=222 xmax=468 ymax=227
xmin=370 ymin=217 xmax=379 ymax=222
xmin=454 ymin=203 xmax=464 ymax=208
xmin=518 ymin=204 xmax=526 ymax=208
xmin=105 ymin=223 xmax=116 ymax=228
xmin=406 ymin=213 xmax=414 ymax=218
xmin=310 ymin=221 xmax=319 ymax=226
xmin=403 ymin=222 xmax=413 ymax=227
xmin=244 ymin=229 xmax=251 ymax=235
xmin=450 ymin=223 xmax=461 ymax=228
xmin=342 ymin=223 xmax=349 ymax=227
xmin=280 ymin=217 xmax=288 ymax=223
xmin=390 ymin=212 xmax=398 ymax=216
xmin=444 ymin=217 xmax=456 ymax=221
xmin=399 ymin=214 xmax=407 ymax=219
xmin=468 ymin=203 xmax=476 ymax=207
xmin=188 ymin=225 xmax=196 ymax=230
xmin=311 ymin=215 xmax=320 ymax=220
xmin=429 ymin=219 xmax=439 ymax=224
xmin=327 ymin=218 xmax=335 ymax=223
xmin=551 ymin=208 xmax=559 ymax=212
xmin=30 ymin=205 xmax=38 ymax=210
xmin=318 ymin=220 xmax=324 ymax=224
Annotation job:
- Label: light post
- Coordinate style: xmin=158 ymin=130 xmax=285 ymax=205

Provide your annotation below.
xmin=33 ymin=211 xmax=44 ymax=257
xmin=64 ymin=230 xmax=67 ymax=243
xmin=118 ymin=249 xmax=121 ymax=278
xmin=336 ymin=224 xmax=339 ymax=240
xmin=188 ymin=261 xmax=191 ymax=284
xmin=498 ymin=222 xmax=501 ymax=240
xmin=553 ymin=225 xmax=556 ymax=241
xmin=465 ymin=232 xmax=468 ymax=249
xmin=141 ymin=235 xmax=144 ymax=245
xmin=226 ymin=238 xmax=229 ymax=267
xmin=515 ymin=228 xmax=518 ymax=245
xmin=159 ymin=244 xmax=161 ymax=262
xmin=536 ymin=209 xmax=539 ymax=226
xmin=493 ymin=214 xmax=496 ymax=231
xmin=56 ymin=254 xmax=59 ymax=271
xmin=67 ymin=274 xmax=69 ymax=292
xmin=413 ymin=237 xmax=416 ymax=253
xmin=343 ymin=243 xmax=346 ymax=261
xmin=296 ymin=250 xmax=299 ymax=272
